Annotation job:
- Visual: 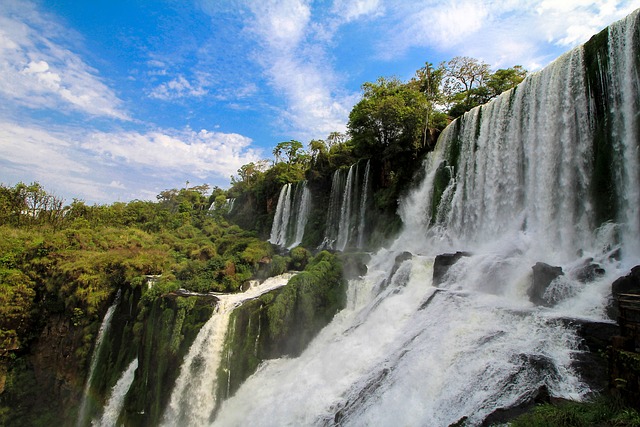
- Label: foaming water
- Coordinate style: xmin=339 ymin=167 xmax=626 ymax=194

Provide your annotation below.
xmin=93 ymin=358 xmax=138 ymax=427
xmin=161 ymin=273 xmax=296 ymax=426
xmin=211 ymin=11 xmax=639 ymax=426
xmin=77 ymin=290 xmax=121 ymax=427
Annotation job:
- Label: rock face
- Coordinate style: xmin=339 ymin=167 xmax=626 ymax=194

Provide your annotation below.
xmin=612 ymin=265 xmax=640 ymax=296
xmin=433 ymin=252 xmax=470 ymax=286
xmin=528 ymin=262 xmax=564 ymax=306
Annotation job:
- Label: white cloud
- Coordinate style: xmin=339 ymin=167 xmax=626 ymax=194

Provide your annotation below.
xmin=83 ymin=128 xmax=260 ymax=179
xmin=240 ymin=0 xmax=356 ymax=139
xmin=376 ymin=0 xmax=640 ymax=70
xmin=332 ymin=0 xmax=384 ymax=22
xmin=0 ymin=121 xmax=89 ymax=174
xmin=0 ymin=1 xmax=129 ymax=120
xmin=149 ymin=75 xmax=209 ymax=100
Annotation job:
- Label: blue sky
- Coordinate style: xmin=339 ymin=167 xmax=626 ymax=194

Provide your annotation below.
xmin=1 ymin=0 xmax=639 ymax=204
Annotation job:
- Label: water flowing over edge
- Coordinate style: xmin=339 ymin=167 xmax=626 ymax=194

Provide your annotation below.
xmin=161 ymin=273 xmax=297 ymax=426
xmin=76 ymin=289 xmax=122 ymax=427
xmin=211 ymin=10 xmax=640 ymax=427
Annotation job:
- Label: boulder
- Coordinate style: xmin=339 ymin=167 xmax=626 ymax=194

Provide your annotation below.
xmin=528 ymin=262 xmax=563 ymax=306
xmin=433 ymin=251 xmax=471 ymax=286
xmin=612 ymin=265 xmax=640 ymax=296
xmin=571 ymin=258 xmax=606 ymax=283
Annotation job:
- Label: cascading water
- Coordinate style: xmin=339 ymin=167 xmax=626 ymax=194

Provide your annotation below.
xmin=76 ymin=290 xmax=121 ymax=427
xmin=92 ymin=358 xmax=138 ymax=427
xmin=211 ymin=11 xmax=639 ymax=426
xmin=161 ymin=273 xmax=296 ymax=426
xmin=269 ymin=183 xmax=292 ymax=246
xmin=321 ymin=160 xmax=371 ymax=251
xmin=269 ymin=181 xmax=311 ymax=248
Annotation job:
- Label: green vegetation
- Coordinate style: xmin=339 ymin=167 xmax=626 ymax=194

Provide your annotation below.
xmin=217 ymin=251 xmax=346 ymax=404
xmin=510 ymin=396 xmax=640 ymax=427
xmin=0 ymin=182 xmax=275 ymax=426
xmin=226 ymin=57 xmax=526 ymax=244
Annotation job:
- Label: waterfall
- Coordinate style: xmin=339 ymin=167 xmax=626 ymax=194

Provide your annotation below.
xmin=92 ymin=358 xmax=138 ymax=427
xmin=357 ymin=160 xmax=371 ymax=249
xmin=212 ymin=10 xmax=640 ymax=426
xmin=161 ymin=273 xmax=296 ymax=427
xmin=320 ymin=168 xmax=346 ymax=249
xmin=76 ymin=290 xmax=121 ymax=427
xmin=269 ymin=183 xmax=292 ymax=246
xmin=321 ymin=160 xmax=371 ymax=251
xmin=336 ymin=165 xmax=356 ymax=251
xmin=269 ymin=181 xmax=311 ymax=248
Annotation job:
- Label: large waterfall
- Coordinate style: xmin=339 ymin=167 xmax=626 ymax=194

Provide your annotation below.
xmin=210 ymin=10 xmax=639 ymax=427
xmin=321 ymin=160 xmax=372 ymax=251
xmin=269 ymin=181 xmax=311 ymax=248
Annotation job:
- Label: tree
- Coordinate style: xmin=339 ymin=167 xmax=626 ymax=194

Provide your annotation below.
xmin=440 ymin=56 xmax=490 ymax=116
xmin=486 ymin=66 xmax=527 ymax=98
xmin=348 ymin=77 xmax=429 ymax=159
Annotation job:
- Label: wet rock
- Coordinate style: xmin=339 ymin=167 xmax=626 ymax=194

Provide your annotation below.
xmin=528 ymin=262 xmax=563 ymax=306
xmin=559 ymin=318 xmax=618 ymax=393
xmin=571 ymin=258 xmax=606 ymax=283
xmin=612 ymin=265 xmax=640 ymax=296
xmin=480 ymin=385 xmax=551 ymax=426
xmin=433 ymin=252 xmax=471 ymax=286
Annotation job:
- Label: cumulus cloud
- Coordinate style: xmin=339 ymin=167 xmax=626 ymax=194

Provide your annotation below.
xmin=0 ymin=1 xmax=129 ymax=119
xmin=83 ymin=128 xmax=261 ymax=179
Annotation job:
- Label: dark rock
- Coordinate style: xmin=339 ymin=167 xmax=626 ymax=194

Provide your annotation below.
xmin=433 ymin=251 xmax=471 ymax=286
xmin=378 ymin=251 xmax=413 ymax=292
xmin=528 ymin=262 xmax=564 ymax=306
xmin=559 ymin=318 xmax=618 ymax=393
xmin=480 ymin=385 xmax=551 ymax=426
xmin=571 ymin=258 xmax=606 ymax=283
xmin=612 ymin=265 xmax=640 ymax=297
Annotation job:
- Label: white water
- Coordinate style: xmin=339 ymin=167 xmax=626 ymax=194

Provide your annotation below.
xmin=268 ymin=183 xmax=292 ymax=246
xmin=77 ymin=290 xmax=121 ymax=427
xmin=322 ymin=161 xmax=372 ymax=251
xmin=212 ymin=11 xmax=640 ymax=427
xmin=92 ymin=358 xmax=138 ymax=427
xmin=336 ymin=164 xmax=356 ymax=251
xmin=161 ymin=273 xmax=296 ymax=427
xmin=269 ymin=181 xmax=311 ymax=248
xmin=289 ymin=181 xmax=311 ymax=249
xmin=356 ymin=160 xmax=371 ymax=249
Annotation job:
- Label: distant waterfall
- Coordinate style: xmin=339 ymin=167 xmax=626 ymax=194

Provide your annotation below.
xmin=269 ymin=181 xmax=311 ymax=248
xmin=213 ymin=10 xmax=640 ymax=427
xmin=321 ymin=160 xmax=371 ymax=251
xmin=161 ymin=273 xmax=295 ymax=426
xmin=77 ymin=290 xmax=121 ymax=427
xmin=93 ymin=358 xmax=138 ymax=427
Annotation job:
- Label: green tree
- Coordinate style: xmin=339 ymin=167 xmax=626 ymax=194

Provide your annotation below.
xmin=348 ymin=77 xmax=429 ymax=160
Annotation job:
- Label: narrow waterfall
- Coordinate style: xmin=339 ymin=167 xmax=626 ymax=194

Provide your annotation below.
xmin=93 ymin=358 xmax=138 ymax=427
xmin=269 ymin=181 xmax=311 ymax=248
xmin=289 ymin=181 xmax=311 ymax=248
xmin=320 ymin=169 xmax=346 ymax=249
xmin=76 ymin=290 xmax=121 ymax=427
xmin=161 ymin=273 xmax=295 ymax=427
xmin=268 ymin=183 xmax=292 ymax=246
xmin=356 ymin=160 xmax=371 ymax=249
xmin=321 ymin=160 xmax=371 ymax=251
xmin=212 ymin=10 xmax=640 ymax=427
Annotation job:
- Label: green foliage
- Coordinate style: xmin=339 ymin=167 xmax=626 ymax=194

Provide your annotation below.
xmin=510 ymin=396 xmax=640 ymax=427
